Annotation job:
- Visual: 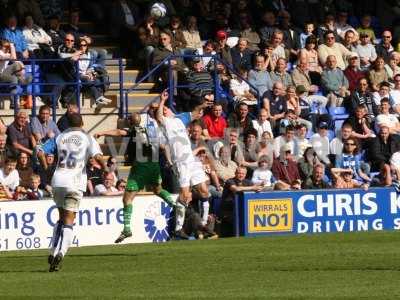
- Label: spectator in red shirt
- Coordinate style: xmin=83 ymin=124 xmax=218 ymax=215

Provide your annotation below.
xmin=271 ymin=143 xmax=301 ymax=190
xmin=344 ymin=53 xmax=365 ymax=93
xmin=202 ymin=103 xmax=227 ymax=139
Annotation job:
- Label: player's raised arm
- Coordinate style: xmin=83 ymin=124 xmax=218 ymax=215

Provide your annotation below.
xmin=157 ymin=90 xmax=169 ymax=124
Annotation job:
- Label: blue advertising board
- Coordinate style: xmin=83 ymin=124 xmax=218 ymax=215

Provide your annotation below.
xmin=236 ymin=187 xmax=400 ymax=236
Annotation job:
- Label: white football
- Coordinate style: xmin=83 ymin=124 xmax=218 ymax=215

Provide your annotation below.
xmin=150 ymin=2 xmax=167 ymax=19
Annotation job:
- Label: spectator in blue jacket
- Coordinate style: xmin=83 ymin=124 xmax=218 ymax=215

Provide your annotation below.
xmin=1 ymin=15 xmax=29 ymax=59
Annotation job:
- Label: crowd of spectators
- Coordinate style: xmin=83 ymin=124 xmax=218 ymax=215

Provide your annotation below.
xmin=5 ymin=1 xmax=400 ymax=238
xmin=0 ymin=2 xmax=111 ymax=110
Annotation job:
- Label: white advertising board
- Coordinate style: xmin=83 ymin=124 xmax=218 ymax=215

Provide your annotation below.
xmin=0 ymin=195 xmax=173 ymax=251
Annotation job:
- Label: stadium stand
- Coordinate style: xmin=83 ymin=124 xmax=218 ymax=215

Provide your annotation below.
xmin=3 ymin=0 xmax=400 ymax=239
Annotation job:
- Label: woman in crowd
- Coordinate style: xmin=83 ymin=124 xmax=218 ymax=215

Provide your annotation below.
xmin=368 ymin=56 xmax=389 ymax=91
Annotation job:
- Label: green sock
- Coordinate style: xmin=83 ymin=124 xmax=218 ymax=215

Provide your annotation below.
xmin=158 ymin=189 xmax=175 ymax=207
xmin=123 ymin=204 xmax=133 ymax=233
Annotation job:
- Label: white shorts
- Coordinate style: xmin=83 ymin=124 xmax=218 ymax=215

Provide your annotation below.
xmin=53 ymin=187 xmax=83 ymax=213
xmin=175 ymin=160 xmax=207 ymax=188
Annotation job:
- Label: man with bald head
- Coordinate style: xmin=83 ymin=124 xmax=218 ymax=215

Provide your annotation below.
xmin=263 ymin=81 xmax=286 ymax=130
xmin=291 ymin=57 xmax=318 ymax=94
xmin=6 ymin=111 xmax=36 ymax=156
xmin=321 ymin=55 xmax=350 ymax=106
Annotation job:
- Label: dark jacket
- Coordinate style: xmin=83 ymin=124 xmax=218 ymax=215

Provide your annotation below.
xmin=369 ymin=134 xmax=400 ymax=169
xmin=230 ymin=47 xmax=253 ymax=71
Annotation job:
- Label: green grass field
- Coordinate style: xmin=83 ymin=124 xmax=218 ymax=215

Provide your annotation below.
xmin=1 ymin=231 xmax=400 ymax=299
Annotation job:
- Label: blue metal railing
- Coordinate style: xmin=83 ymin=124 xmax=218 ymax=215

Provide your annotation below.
xmin=123 ymin=54 xmax=261 ymax=119
xmin=0 ymin=57 xmax=125 ymax=119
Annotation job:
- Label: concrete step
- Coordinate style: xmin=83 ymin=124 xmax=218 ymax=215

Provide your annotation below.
xmin=108 ymin=83 xmax=154 ymax=94
xmin=115 ymin=93 xmax=160 ymax=108
xmin=108 ymin=70 xmax=139 ymax=83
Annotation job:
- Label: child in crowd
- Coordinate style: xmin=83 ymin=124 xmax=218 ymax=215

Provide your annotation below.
xmin=300 ymin=22 xmax=315 ymax=49
xmin=251 ymin=155 xmax=275 ymax=190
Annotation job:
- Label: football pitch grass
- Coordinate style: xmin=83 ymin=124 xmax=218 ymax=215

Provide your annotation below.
xmin=1 ymin=231 xmax=400 ymax=299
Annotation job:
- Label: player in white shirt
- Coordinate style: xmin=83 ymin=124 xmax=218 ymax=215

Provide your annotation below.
xmin=48 ymin=113 xmax=106 ymax=272
xmin=157 ymin=91 xmax=211 ymax=239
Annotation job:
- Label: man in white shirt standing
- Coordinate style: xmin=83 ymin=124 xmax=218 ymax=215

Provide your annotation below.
xmin=157 ymin=91 xmax=212 ymax=238
xmin=48 ymin=113 xmax=106 ymax=272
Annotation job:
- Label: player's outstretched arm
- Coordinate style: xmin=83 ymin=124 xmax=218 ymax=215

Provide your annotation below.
xmin=94 ymin=129 xmax=128 ymax=139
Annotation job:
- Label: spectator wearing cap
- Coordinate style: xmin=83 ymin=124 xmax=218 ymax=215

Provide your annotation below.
xmin=375 ymin=98 xmax=400 ymax=134
xmin=355 ymin=32 xmax=377 ymax=71
xmin=215 ymin=30 xmax=232 ymax=66
xmin=230 ymin=38 xmax=253 ymax=71
xmin=368 ymin=57 xmax=390 ymax=92
xmin=321 ymin=55 xmax=350 ymax=107
xmin=291 ymin=58 xmax=319 ymax=94
xmin=369 ymin=125 xmax=400 ymax=186
xmin=271 ymin=143 xmax=301 ymax=190
xmin=344 ymin=53 xmax=365 ymax=93
xmin=248 ymin=54 xmax=273 ymax=97
xmin=318 ymin=30 xmax=352 ymax=70
xmin=376 ymin=31 xmax=394 ymax=64
xmin=302 ymin=164 xmax=331 ymax=189
xmin=310 ymin=122 xmax=331 ymax=165
xmin=179 ymin=58 xmax=213 ymax=111
xmin=349 ymin=77 xmax=378 ymax=117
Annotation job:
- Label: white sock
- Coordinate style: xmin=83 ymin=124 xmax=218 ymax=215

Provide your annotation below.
xmin=200 ymin=200 xmax=210 ymax=226
xmin=175 ymin=201 xmax=186 ymax=231
xmin=50 ymin=221 xmax=63 ymax=256
xmin=59 ymin=224 xmax=74 ymax=257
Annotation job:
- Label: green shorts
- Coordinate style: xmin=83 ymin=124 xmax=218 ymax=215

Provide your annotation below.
xmin=126 ymin=162 xmax=162 ymax=192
